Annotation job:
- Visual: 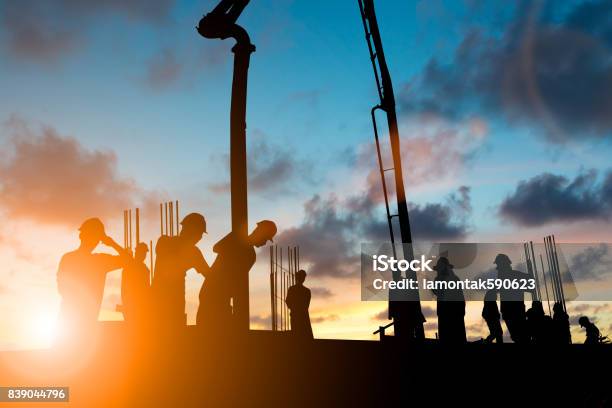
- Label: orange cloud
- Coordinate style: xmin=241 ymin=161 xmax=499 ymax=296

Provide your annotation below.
xmin=0 ymin=119 xmax=156 ymax=226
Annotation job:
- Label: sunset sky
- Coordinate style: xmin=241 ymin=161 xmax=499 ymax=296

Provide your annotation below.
xmin=1 ymin=0 xmax=612 ymax=350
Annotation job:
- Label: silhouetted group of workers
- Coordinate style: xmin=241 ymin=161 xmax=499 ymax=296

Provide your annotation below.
xmin=57 ymin=214 xmax=313 ymax=340
xmin=431 ymin=254 xmax=602 ymax=344
xmin=57 ymin=218 xmax=601 ymax=344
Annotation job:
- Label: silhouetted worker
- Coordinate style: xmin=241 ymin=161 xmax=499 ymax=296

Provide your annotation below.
xmin=431 ymin=257 xmax=466 ymax=344
xmin=196 ymin=249 xmax=232 ymax=331
xmin=482 ymin=289 xmax=503 ymax=344
xmin=57 ymin=218 xmax=129 ymax=338
xmin=285 ymin=269 xmax=313 ymax=339
xmin=526 ymin=301 xmax=553 ymax=344
xmin=579 ymin=317 xmax=600 ymax=344
xmin=494 ymin=254 xmax=530 ymax=343
xmin=197 ymin=220 xmax=277 ymax=331
xmin=152 ymin=213 xmax=210 ymax=326
xmin=552 ymin=302 xmax=572 ymax=344
xmin=121 ymin=242 xmax=151 ymax=324
xmin=389 ymin=299 xmax=426 ymax=342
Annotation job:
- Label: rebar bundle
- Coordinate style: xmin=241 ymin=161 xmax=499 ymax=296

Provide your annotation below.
xmin=269 ymin=246 xmax=300 ymax=331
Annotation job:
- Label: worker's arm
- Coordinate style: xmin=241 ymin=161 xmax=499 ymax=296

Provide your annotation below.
xmin=99 ymin=235 xmax=131 ymax=271
xmin=285 ymin=287 xmax=294 ymax=310
xmin=192 ymin=248 xmax=211 ymax=277
xmin=101 ymin=235 xmax=130 ymax=258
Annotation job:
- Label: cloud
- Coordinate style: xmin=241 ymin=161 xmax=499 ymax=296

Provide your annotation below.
xmin=1 ymin=0 xmax=176 ymax=62
xmin=352 ymin=119 xmax=487 ymax=188
xmin=209 ymin=131 xmax=310 ymax=194
xmin=277 ymin=184 xmax=472 ymax=279
xmin=0 ymin=118 xmax=158 ymax=226
xmin=498 ymin=169 xmax=612 ymax=226
xmin=310 ymin=287 xmax=334 ymax=299
xmin=372 ymin=305 xmax=436 ymax=321
xmin=285 ymin=90 xmax=323 ymax=109
xmin=145 ymin=48 xmax=182 ymax=89
xmin=311 ymin=314 xmax=339 ymax=324
xmin=466 ymin=321 xmax=486 ymax=338
xmin=250 ymin=314 xmax=271 ymax=328
xmin=400 ymin=0 xmax=612 ymax=143
xmin=143 ymin=41 xmax=232 ymax=90
xmin=401 ymin=120 xmax=487 ymax=186
xmin=276 ymin=195 xmax=360 ymax=278
xmin=569 ymin=245 xmax=612 ymax=281
xmin=410 ymin=187 xmax=472 ymax=241
xmin=568 ymin=303 xmax=612 ymax=316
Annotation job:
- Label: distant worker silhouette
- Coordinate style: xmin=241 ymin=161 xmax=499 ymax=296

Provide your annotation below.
xmin=121 ymin=242 xmax=151 ymax=324
xmin=526 ymin=301 xmax=553 ymax=344
xmin=494 ymin=254 xmax=530 ymax=343
xmin=57 ymin=218 xmax=129 ymax=338
xmin=482 ymin=289 xmax=503 ymax=344
xmin=552 ymin=302 xmax=572 ymax=344
xmin=152 ymin=213 xmax=210 ymax=326
xmin=389 ymin=297 xmax=426 ymax=342
xmin=579 ymin=316 xmax=600 ymax=344
xmin=431 ymin=257 xmax=466 ymax=344
xmin=285 ymin=269 xmax=313 ymax=339
xmin=197 ymin=220 xmax=276 ymax=332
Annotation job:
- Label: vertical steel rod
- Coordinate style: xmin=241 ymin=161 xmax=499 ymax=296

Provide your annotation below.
xmin=540 ymin=253 xmax=551 ymax=315
xmin=552 ymin=235 xmax=566 ymax=312
xmin=169 ymin=201 xmax=174 ymax=236
xmin=136 ymin=208 xmax=140 ymax=245
xmin=165 ymin=202 xmax=169 ymax=236
xmin=176 ymin=200 xmax=180 ymax=234
xmin=280 ymin=247 xmax=284 ymax=331
xmin=150 ymin=239 xmax=154 ymax=283
xmin=530 ymin=241 xmax=541 ymax=301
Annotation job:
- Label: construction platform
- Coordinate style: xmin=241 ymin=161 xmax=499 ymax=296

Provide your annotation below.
xmin=0 ymin=322 xmax=610 ymax=407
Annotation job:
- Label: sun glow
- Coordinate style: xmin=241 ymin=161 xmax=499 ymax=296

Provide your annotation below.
xmin=26 ymin=311 xmax=59 ymax=349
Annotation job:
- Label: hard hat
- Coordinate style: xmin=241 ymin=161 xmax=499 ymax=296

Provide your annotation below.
xmin=494 ymin=253 xmax=512 ymax=265
xmin=433 ymin=256 xmax=453 ymax=271
xmin=256 ymin=220 xmax=277 ymax=242
xmin=181 ymin=213 xmax=207 ymax=233
xmin=135 ymin=242 xmax=149 ymax=252
xmin=79 ymin=218 xmax=105 ymax=238
xmin=578 ymin=316 xmax=589 ymax=326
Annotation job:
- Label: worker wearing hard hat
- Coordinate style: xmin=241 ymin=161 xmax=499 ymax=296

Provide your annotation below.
xmin=494 ymin=253 xmax=532 ymax=343
xmin=121 ymin=242 xmax=151 ymax=325
xmin=197 ymin=220 xmax=277 ymax=331
xmin=152 ymin=212 xmax=210 ymax=326
xmin=57 ymin=217 xmax=129 ymax=339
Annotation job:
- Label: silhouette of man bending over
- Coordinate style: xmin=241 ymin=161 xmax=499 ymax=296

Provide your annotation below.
xmin=153 ymin=213 xmax=210 ymax=326
xmin=197 ymin=220 xmax=276 ymax=332
xmin=57 ymin=218 xmax=129 ymax=338
xmin=286 ymin=269 xmax=313 ymax=339
xmin=579 ymin=316 xmax=600 ymax=344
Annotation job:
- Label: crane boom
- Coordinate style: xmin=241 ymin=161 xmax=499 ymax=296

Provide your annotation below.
xmin=358 ymin=0 xmax=425 ymax=340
